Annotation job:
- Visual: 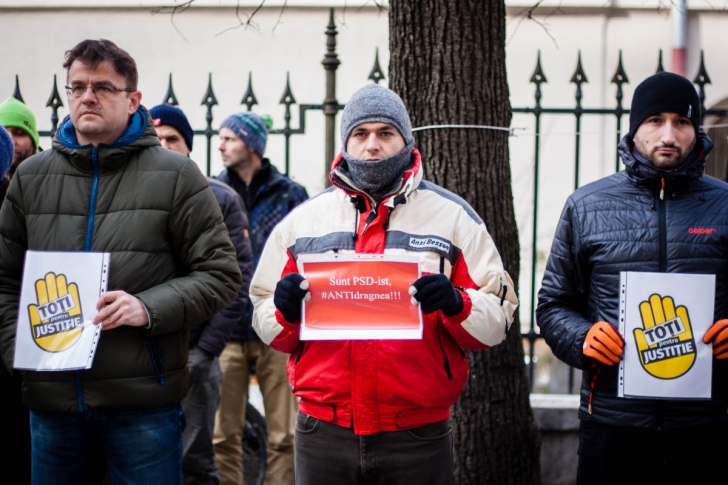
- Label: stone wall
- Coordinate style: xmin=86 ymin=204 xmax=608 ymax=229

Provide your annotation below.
xmin=531 ymin=394 xmax=580 ymax=485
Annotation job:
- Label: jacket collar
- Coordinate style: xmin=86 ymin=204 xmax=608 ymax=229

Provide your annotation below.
xmin=329 ymin=147 xmax=423 ymax=208
xmin=52 ymin=106 xmax=160 ymax=173
xmin=222 ymin=158 xmax=286 ymax=192
xmin=618 ymin=131 xmax=714 ymax=188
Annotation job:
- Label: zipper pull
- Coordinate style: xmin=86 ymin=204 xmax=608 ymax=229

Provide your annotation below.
xmin=443 ymin=361 xmax=453 ymax=380
xmin=660 ymin=177 xmax=665 ymax=201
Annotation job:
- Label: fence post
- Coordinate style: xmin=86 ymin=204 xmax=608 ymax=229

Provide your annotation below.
xmin=611 ymin=52 xmax=628 ymax=172
xmin=46 ymin=75 xmax=64 ymax=138
xmin=322 ymin=8 xmax=340 ymax=186
xmin=201 ymin=73 xmax=218 ymax=176
xmin=693 ymin=51 xmax=711 ymax=125
xmin=570 ymin=52 xmax=588 ymax=191
xmin=527 ymin=52 xmax=546 ymax=390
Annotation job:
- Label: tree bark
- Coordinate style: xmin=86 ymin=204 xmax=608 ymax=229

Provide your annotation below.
xmin=389 ymin=1 xmax=542 ymax=484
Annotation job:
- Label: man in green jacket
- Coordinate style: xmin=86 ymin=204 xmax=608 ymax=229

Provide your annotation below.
xmin=0 ymin=39 xmax=242 ymax=485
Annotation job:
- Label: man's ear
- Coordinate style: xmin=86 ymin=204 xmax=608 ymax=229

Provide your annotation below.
xmin=128 ymin=91 xmax=142 ymax=115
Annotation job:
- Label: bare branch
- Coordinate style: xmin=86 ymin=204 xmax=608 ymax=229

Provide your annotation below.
xmin=216 ymin=0 xmax=265 ymax=36
xmin=152 ymin=0 xmax=406 ymax=39
xmin=272 ymin=0 xmax=289 ymax=35
xmin=151 ymin=0 xmax=195 ymax=42
xmin=151 ymin=0 xmax=194 ymax=16
xmin=356 ymin=0 xmax=388 ymax=12
xmin=507 ymin=0 xmax=562 ymax=49
xmin=340 ymin=0 xmax=348 ymax=28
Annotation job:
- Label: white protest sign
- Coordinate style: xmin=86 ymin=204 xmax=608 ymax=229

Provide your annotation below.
xmin=14 ymin=251 xmax=110 ymax=371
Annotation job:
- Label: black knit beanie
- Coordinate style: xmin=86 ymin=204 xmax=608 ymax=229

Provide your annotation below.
xmin=150 ymin=104 xmax=195 ymax=151
xmin=628 ymin=72 xmax=700 ymax=139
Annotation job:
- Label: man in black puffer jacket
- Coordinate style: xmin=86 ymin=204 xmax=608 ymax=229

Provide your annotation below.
xmin=537 ymin=72 xmax=728 ymax=485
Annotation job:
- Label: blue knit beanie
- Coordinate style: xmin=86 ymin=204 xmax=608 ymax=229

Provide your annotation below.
xmin=0 ymin=126 xmax=14 ymax=179
xmin=220 ymin=112 xmax=269 ymax=157
xmin=150 ymin=104 xmax=194 ymax=150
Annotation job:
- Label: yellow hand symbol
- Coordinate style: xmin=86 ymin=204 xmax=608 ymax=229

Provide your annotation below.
xmin=28 ymin=272 xmax=84 ymax=352
xmin=633 ymin=294 xmax=696 ymax=379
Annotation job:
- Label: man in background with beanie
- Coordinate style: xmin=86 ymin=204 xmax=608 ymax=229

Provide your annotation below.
xmin=537 ymin=72 xmax=728 ymax=484
xmin=150 ymin=103 xmax=254 ymax=485
xmin=150 ymin=103 xmax=196 ymax=157
xmin=215 ymin=111 xmax=307 ymax=485
xmin=0 ymin=39 xmax=241 ymax=484
xmin=250 ymin=83 xmax=518 ymax=485
xmin=0 ymin=97 xmax=40 ymax=179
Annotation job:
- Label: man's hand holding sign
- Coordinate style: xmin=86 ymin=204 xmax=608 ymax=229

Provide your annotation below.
xmin=93 ymin=291 xmax=149 ymax=331
xmin=274 ymin=273 xmax=311 ymax=324
xmin=703 ymin=319 xmax=728 ymax=359
xmin=408 ymin=273 xmax=464 ymax=317
xmin=583 ymin=321 xmax=624 ymax=366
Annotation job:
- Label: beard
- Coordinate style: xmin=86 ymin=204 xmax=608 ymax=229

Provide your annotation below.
xmin=8 ymin=145 xmax=35 ymax=177
xmin=639 ymin=139 xmax=696 ymax=170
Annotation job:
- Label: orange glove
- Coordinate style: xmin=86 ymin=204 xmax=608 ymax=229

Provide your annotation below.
xmin=583 ymin=321 xmax=624 ymax=366
xmin=703 ymin=319 xmax=728 ymax=360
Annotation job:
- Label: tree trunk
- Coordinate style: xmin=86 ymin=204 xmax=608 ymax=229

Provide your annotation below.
xmin=389 ymin=2 xmax=542 ymax=484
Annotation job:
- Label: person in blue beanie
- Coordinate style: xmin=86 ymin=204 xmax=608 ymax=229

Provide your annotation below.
xmin=215 ymin=112 xmax=307 ymax=485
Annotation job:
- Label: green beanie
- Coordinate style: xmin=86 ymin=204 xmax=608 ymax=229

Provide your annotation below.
xmin=0 ymin=97 xmax=39 ymax=151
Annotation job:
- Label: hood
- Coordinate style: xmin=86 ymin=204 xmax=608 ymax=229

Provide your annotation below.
xmin=52 ymin=106 xmax=161 ymax=172
xmin=618 ymin=131 xmax=713 ymax=187
xmin=329 ymin=147 xmax=423 ymax=208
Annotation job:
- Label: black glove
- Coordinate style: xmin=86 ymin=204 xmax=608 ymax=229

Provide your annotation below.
xmin=409 ymin=274 xmax=463 ymax=316
xmin=274 ymin=273 xmax=310 ymax=323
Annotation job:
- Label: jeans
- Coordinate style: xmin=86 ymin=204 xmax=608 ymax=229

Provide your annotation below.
xmin=294 ymin=412 xmax=453 ymax=485
xmin=30 ymin=404 xmax=185 ymax=485
xmin=182 ymin=347 xmax=223 ymax=485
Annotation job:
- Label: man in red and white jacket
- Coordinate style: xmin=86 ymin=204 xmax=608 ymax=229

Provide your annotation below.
xmin=250 ymin=84 xmax=518 ymax=485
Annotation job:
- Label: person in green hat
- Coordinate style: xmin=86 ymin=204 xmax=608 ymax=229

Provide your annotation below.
xmin=0 ymin=96 xmax=40 ymax=179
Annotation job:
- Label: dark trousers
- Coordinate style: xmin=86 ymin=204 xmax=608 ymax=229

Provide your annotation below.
xmin=578 ymin=420 xmax=728 ymax=485
xmin=295 ymin=411 xmax=453 ymax=485
xmin=0 ymin=364 xmax=31 ymax=484
xmin=181 ymin=347 xmax=223 ymax=485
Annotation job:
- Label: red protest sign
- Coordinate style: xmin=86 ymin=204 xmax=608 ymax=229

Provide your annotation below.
xmin=298 ymin=254 xmax=422 ymax=340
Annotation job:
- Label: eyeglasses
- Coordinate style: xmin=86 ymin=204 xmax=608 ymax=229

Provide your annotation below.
xmin=65 ymin=83 xmax=134 ymax=99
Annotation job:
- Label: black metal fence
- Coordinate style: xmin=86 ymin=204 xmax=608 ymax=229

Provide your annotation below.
xmin=14 ymin=8 xmax=383 ymax=183
xmin=7 ymin=9 xmax=728 ymax=394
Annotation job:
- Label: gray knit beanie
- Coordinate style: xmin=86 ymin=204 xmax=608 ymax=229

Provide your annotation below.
xmin=340 ymin=84 xmax=413 ymax=150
